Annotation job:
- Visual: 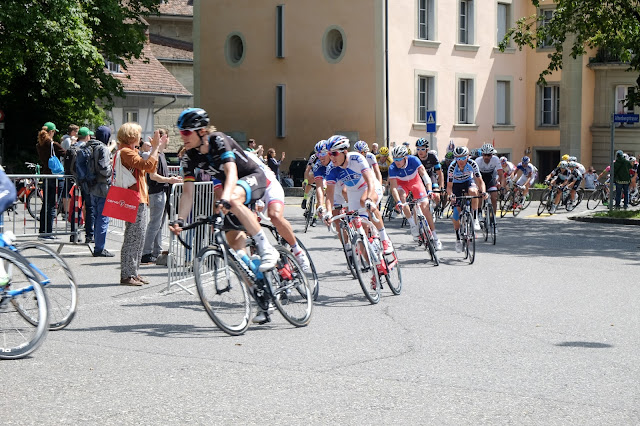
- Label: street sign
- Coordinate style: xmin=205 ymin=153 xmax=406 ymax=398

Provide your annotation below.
xmin=613 ymin=113 xmax=639 ymax=123
xmin=426 ymin=110 xmax=436 ymax=133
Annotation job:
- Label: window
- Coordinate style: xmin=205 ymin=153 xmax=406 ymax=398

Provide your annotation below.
xmin=225 ymin=32 xmax=246 ymax=67
xmin=418 ymin=0 xmax=435 ymax=40
xmin=323 ymin=26 xmax=346 ymax=63
xmin=496 ymin=80 xmax=511 ymax=125
xmin=276 ymin=5 xmax=285 ymax=58
xmin=540 ymin=85 xmax=560 ymax=126
xmin=124 ymin=110 xmax=138 ymax=123
xmin=276 ymin=84 xmax=286 ymax=138
xmin=417 ymin=76 xmax=435 ymax=122
xmin=459 ymin=0 xmax=474 ymax=44
xmin=497 ymin=3 xmax=510 ymax=46
xmin=615 ymin=85 xmax=636 ymax=127
xmin=539 ymin=9 xmax=555 ymax=48
xmin=458 ymin=78 xmax=474 ymax=124
xmin=105 ymin=61 xmax=121 ymax=73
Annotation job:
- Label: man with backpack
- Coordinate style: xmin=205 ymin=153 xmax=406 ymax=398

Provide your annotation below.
xmin=89 ymin=126 xmax=115 ymax=257
xmin=69 ymin=127 xmax=96 ymax=243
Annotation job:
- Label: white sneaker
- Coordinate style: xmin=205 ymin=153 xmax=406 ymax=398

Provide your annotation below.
xmin=550 ymin=204 xmax=557 ymax=214
xmin=294 ymin=250 xmax=311 ymax=273
xmin=474 ymin=219 xmax=481 ymax=231
xmin=258 ymin=247 xmax=278 ymax=271
xmin=435 ymin=239 xmax=443 ymax=251
xmin=410 ymin=224 xmax=419 ymax=241
xmin=455 ymin=240 xmax=462 ymax=253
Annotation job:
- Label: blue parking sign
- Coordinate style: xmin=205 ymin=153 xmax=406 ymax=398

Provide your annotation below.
xmin=426 ymin=111 xmax=436 ymax=133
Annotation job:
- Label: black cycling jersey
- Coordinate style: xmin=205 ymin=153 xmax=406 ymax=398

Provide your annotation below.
xmin=307 ymin=154 xmax=318 ymax=167
xmin=549 ymin=167 xmax=570 ymax=182
xmin=419 ymin=153 xmax=441 ymax=183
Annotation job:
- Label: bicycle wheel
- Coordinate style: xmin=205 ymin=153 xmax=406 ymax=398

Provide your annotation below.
xmin=460 ymin=214 xmax=469 ymax=260
xmin=340 ymin=222 xmax=357 ymax=278
xmin=522 ymin=191 xmax=533 ymax=209
xmin=587 ymin=190 xmax=602 ymax=210
xmin=499 ymin=190 xmax=511 ymax=212
xmin=382 ymin=196 xmax=394 ymax=221
xmin=537 ymin=190 xmax=550 ymax=215
xmin=303 ymin=192 xmax=315 ymax=233
xmin=488 ymin=203 xmax=496 ymax=245
xmin=419 ymin=216 xmax=439 ymax=266
xmin=294 ymin=239 xmax=319 ymax=301
xmin=26 ymin=190 xmax=42 ymax=220
xmin=382 ymin=244 xmax=402 ymax=295
xmin=575 ymin=188 xmax=585 ymax=207
xmin=465 ymin=214 xmax=476 ymax=264
xmin=267 ymin=245 xmax=313 ymax=327
xmin=512 ymin=193 xmax=523 ymax=217
xmin=482 ymin=204 xmax=489 ymax=242
xmin=17 ymin=242 xmax=78 ymax=330
xmin=501 ymin=193 xmax=513 ymax=218
xmin=0 ymin=248 xmax=49 ymax=359
xmin=194 ymin=246 xmax=251 ymax=336
xmin=351 ymin=234 xmax=380 ymax=304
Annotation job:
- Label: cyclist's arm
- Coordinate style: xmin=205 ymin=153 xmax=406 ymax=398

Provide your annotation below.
xmin=324 ymin=183 xmax=335 ymax=212
xmin=474 ymin=175 xmax=486 ymax=194
xmin=361 ymin=168 xmax=377 ymax=205
xmin=371 ymin=163 xmax=383 ymax=184
xmin=418 ymin=166 xmax=432 ymax=192
xmin=220 ymin=162 xmax=239 ymax=202
xmin=389 ymin=178 xmax=401 ymax=204
xmin=176 ymin=180 xmax=194 ymax=223
xmin=314 ymin=177 xmax=325 ymax=207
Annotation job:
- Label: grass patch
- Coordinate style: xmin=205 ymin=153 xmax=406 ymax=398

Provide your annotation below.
xmin=594 ymin=209 xmax=640 ymax=219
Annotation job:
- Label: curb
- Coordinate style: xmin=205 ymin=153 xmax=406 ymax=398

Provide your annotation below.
xmin=568 ymin=214 xmax=640 ymax=226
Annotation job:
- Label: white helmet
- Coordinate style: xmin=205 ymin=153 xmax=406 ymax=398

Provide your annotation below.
xmin=391 ymin=145 xmax=408 ymax=159
xmin=480 ymin=143 xmax=494 ymax=155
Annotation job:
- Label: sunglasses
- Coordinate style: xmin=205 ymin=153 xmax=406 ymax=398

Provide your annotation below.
xmin=179 ymin=128 xmax=203 ymax=136
xmin=328 ymin=151 xmax=344 ymax=157
xmin=416 ymin=148 xmax=427 ymax=152
xmin=317 ymin=151 xmax=328 ymax=157
xmin=393 ymin=157 xmax=405 ymax=162
xmin=482 ymin=154 xmax=492 ymax=157
xmin=456 ymin=156 xmax=468 ymax=161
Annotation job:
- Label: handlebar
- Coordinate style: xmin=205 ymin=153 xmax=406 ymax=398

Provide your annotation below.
xmin=173 ymin=214 xmax=222 ymax=250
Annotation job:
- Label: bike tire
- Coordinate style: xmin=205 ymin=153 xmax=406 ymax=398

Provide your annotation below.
xmin=499 ymin=190 xmax=511 ymax=212
xmin=512 ymin=193 xmax=523 ymax=217
xmin=482 ymin=205 xmax=489 ymax=242
xmin=303 ymin=192 xmax=315 ymax=233
xmin=537 ymin=190 xmax=550 ymax=216
xmin=194 ymin=246 xmax=251 ymax=336
xmin=26 ymin=190 xmax=42 ymax=221
xmin=522 ymin=191 xmax=533 ymax=209
xmin=340 ymin=222 xmax=357 ymax=279
xmin=17 ymin=242 xmax=78 ymax=330
xmin=587 ymin=190 xmax=602 ymax=210
xmin=383 ymin=246 xmax=403 ymax=295
xmin=268 ymin=245 xmax=313 ymax=327
xmin=0 ymin=247 xmax=49 ymax=359
xmin=382 ymin=196 xmax=394 ymax=221
xmin=501 ymin=193 xmax=513 ymax=218
xmin=351 ymin=234 xmax=380 ymax=304
xmin=419 ymin=217 xmax=439 ymax=266
xmin=466 ymin=214 xmax=476 ymax=264
xmin=294 ymin=239 xmax=319 ymax=301
xmin=488 ymin=203 xmax=497 ymax=245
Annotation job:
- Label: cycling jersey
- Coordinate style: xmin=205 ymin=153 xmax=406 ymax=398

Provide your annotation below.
xmin=306 ymin=154 xmax=318 ymax=167
xmin=501 ymin=161 xmax=516 ymax=176
xmin=313 ymin=160 xmax=345 ymax=207
xmin=325 ymin=152 xmax=370 ymax=190
xmin=389 ymin=155 xmax=430 ymax=201
xmin=516 ymin=162 xmax=535 ymax=178
xmin=447 ymin=159 xmax=481 ymax=184
xmin=376 ymin=154 xmax=392 ymax=172
xmin=567 ymin=169 xmax=583 ymax=185
xmin=364 ymin=152 xmax=378 ymax=169
xmin=477 ymin=155 xmax=502 ymax=190
xmin=418 ymin=152 xmax=441 ymax=184
xmin=549 ymin=167 xmax=570 ymax=182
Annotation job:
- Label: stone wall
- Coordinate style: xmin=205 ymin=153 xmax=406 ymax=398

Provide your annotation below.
xmin=153 ymin=97 xmax=193 ymax=152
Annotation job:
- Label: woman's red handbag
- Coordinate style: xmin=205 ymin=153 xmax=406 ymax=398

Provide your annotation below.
xmin=102 ymin=186 xmax=140 ymax=222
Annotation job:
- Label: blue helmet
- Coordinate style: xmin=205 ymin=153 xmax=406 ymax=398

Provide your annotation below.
xmin=326 ymin=135 xmax=350 ymax=152
xmin=354 ymin=140 xmax=369 ymax=153
xmin=314 ymin=140 xmax=327 ymax=153
xmin=177 ymin=108 xmax=209 ymax=130
xmin=415 ymin=138 xmax=428 ymax=148
xmin=522 ymin=156 xmax=530 ymax=164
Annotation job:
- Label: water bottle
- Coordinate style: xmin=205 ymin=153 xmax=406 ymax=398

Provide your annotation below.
xmin=249 ymin=254 xmax=264 ymax=279
xmin=236 ymin=249 xmax=251 ymax=267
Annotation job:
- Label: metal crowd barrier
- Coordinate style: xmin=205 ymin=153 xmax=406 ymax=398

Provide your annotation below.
xmin=165 ymin=181 xmax=216 ymax=293
xmin=4 ymin=173 xmax=85 ymax=251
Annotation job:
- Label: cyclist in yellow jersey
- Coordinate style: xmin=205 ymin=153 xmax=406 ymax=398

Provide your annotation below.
xmin=376 ymin=147 xmax=392 ymax=184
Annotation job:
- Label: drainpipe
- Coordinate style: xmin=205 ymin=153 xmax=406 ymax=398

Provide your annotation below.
xmin=385 ymin=0 xmax=390 ymax=148
xmin=153 ymin=95 xmax=178 ymax=115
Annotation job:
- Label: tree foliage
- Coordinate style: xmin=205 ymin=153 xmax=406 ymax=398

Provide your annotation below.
xmin=501 ymin=0 xmax=640 ymax=104
xmin=0 ymin=0 xmax=162 ymax=170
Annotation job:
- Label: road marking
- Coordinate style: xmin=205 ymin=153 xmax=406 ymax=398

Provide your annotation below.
xmin=526 ymin=213 xmax=551 ymax=218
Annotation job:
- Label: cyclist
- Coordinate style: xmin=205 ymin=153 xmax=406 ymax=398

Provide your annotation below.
xmin=499 ymin=156 xmax=516 ymax=189
xmin=415 ymin=138 xmax=444 ymax=205
xmin=545 ymin=160 xmax=571 ymax=213
xmin=564 ymin=161 xmax=583 ymax=207
xmin=388 ymin=145 xmax=442 ymax=249
xmin=476 ymin=143 xmax=502 ymax=221
xmin=301 ymin=149 xmax=319 ymax=212
xmin=446 ymin=146 xmax=487 ymax=253
xmin=354 ymin=140 xmax=383 ymax=184
xmin=402 ymin=141 xmax=412 ymax=155
xmin=168 ymin=107 xmax=278 ymax=270
xmin=322 ymin=135 xmax=394 ymax=254
xmin=376 ymin=146 xmax=392 ymax=184
xmin=513 ymin=156 xmax=537 ymax=201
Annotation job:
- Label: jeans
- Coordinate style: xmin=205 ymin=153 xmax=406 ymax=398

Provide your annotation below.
xmin=615 ymin=183 xmax=630 ymax=208
xmin=142 ymin=191 xmax=166 ymax=257
xmin=70 ymin=186 xmax=95 ymax=239
xmin=91 ymin=194 xmax=109 ymax=253
xmin=39 ymin=179 xmax=61 ymax=235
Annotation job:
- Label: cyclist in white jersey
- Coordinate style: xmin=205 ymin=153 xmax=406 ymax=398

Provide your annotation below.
xmin=513 ymin=156 xmax=537 ymax=199
xmin=476 ymin=143 xmax=503 ymax=215
xmin=322 ymin=135 xmax=394 ymax=254
xmin=354 ymin=140 xmax=383 ymax=184
xmin=446 ymin=146 xmax=487 ymax=253
xmin=499 ymin=157 xmax=516 ymax=189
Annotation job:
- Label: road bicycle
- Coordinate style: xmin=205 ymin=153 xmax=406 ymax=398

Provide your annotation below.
xmin=479 ymin=194 xmax=497 ymax=245
xmin=453 ymin=194 xmax=482 ymax=264
xmin=404 ymin=200 xmax=439 ymax=266
xmin=537 ymin=183 xmax=584 ymax=215
xmin=302 ymin=184 xmax=316 ymax=233
xmin=0 ymin=230 xmax=78 ymax=330
xmin=431 ymin=189 xmax=449 ymax=223
xmin=329 ymin=209 xmax=358 ymax=279
xmin=329 ymin=211 xmax=402 ymax=304
xmin=0 ymin=245 xmax=49 ymax=359
xmin=381 ymin=193 xmax=396 ymax=222
xmin=587 ymin=181 xmax=610 ymax=210
xmin=500 ymin=185 xmax=532 ymax=218
xmin=176 ymin=212 xmax=313 ymax=336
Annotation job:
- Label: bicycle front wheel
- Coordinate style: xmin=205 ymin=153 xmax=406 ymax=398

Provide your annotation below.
xmin=17 ymin=242 xmax=78 ymax=330
xmin=194 ymin=246 xmax=251 ymax=336
xmin=382 ymin=245 xmax=402 ymax=295
xmin=482 ymin=205 xmax=489 ymax=242
xmin=26 ymin=190 xmax=42 ymax=221
xmin=501 ymin=193 xmax=513 ymax=218
xmin=465 ymin=214 xmax=476 ymax=264
xmin=420 ymin=217 xmax=439 ymax=266
xmin=267 ymin=245 xmax=313 ymax=327
xmin=0 ymin=248 xmax=49 ymax=359
xmin=351 ymin=234 xmax=381 ymax=304
xmin=488 ymin=204 xmax=497 ymax=245
xmin=303 ymin=192 xmax=315 ymax=233
xmin=587 ymin=190 xmax=602 ymax=210
xmin=294 ymin=238 xmax=319 ymax=301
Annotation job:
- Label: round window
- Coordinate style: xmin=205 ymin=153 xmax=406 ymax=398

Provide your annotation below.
xmin=225 ymin=33 xmax=246 ymax=67
xmin=323 ymin=26 xmax=346 ymax=63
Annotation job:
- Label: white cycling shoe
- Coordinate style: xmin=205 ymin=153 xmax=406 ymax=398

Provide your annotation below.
xmin=455 ymin=240 xmax=462 ymax=253
xmin=252 ymin=303 xmax=275 ymax=324
xmin=435 ymin=239 xmax=443 ymax=251
xmin=294 ymin=250 xmax=311 ymax=273
xmin=258 ymin=247 xmax=279 ymax=271
xmin=473 ymin=219 xmax=481 ymax=231
xmin=382 ymin=239 xmax=394 ymax=255
xmin=410 ymin=224 xmax=419 ymax=242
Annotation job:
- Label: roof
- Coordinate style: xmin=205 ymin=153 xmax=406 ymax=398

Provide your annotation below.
xmin=113 ymin=42 xmax=192 ymax=97
xmin=158 ymin=0 xmax=193 ymax=17
xmin=149 ymin=33 xmax=193 ymax=61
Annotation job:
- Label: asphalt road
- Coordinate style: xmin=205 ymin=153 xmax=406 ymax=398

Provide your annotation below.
xmin=2 ymin=199 xmax=639 ymax=425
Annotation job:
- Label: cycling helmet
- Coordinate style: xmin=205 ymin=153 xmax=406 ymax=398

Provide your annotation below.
xmin=326 ymin=135 xmax=350 ymax=152
xmin=500 ymin=156 xmax=508 ymax=164
xmin=177 ymin=108 xmax=209 ymax=130
xmin=415 ymin=138 xmax=429 ymax=148
xmin=481 ymin=143 xmax=494 ymax=155
xmin=428 ymin=149 xmax=438 ymax=156
xmin=391 ymin=145 xmax=408 ymax=159
xmin=402 ymin=141 xmax=410 ymax=147
xmin=522 ymin=156 xmax=530 ymax=164
xmin=474 ymin=149 xmax=483 ymax=157
xmin=631 ymin=156 xmax=637 ymax=163
xmin=354 ymin=140 xmax=369 ymax=153
xmin=562 ymin=154 xmax=570 ymax=161
xmin=492 ymin=149 xmax=498 ymax=155
xmin=568 ymin=156 xmax=577 ymax=162
xmin=445 ymin=152 xmax=454 ymax=160
xmin=447 ymin=140 xmax=455 ymax=153
xmin=453 ymin=146 xmax=469 ymax=158
xmin=314 ymin=140 xmax=327 ymax=153
xmin=379 ymin=147 xmax=389 ymax=156
xmin=568 ymin=161 xmax=577 ymax=168
xmin=559 ymin=160 xmax=568 ymax=169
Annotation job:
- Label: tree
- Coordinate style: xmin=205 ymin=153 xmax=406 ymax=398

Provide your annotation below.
xmin=502 ymin=0 xmax=640 ymax=104
xmin=0 ymin=0 xmax=162 ymax=171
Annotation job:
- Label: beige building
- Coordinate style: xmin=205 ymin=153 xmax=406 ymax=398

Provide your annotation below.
xmin=194 ymin=0 xmax=639 ymax=178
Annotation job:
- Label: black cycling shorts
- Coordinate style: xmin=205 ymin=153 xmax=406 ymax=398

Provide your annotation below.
xmin=236 ymin=172 xmax=267 ymax=205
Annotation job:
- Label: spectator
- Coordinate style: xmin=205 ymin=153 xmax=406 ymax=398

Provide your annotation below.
xmin=267 ymin=148 xmax=285 ymax=183
xmin=140 ymin=139 xmax=152 ymax=159
xmin=371 ymin=143 xmax=379 ymax=155
xmin=70 ymin=127 xmax=96 ymax=243
xmin=35 ymin=122 xmax=65 ymax=240
xmin=61 ymin=125 xmax=79 ymax=150
xmin=90 ymin=125 xmax=114 ymax=257
xmin=117 ymin=123 xmax=160 ymax=286
xmin=583 ymin=166 xmax=597 ymax=189
xmin=256 ymin=144 xmax=266 ymax=163
xmin=246 ymin=138 xmax=257 ymax=152
xmin=613 ymin=150 xmax=632 ymax=209
xmin=141 ymin=128 xmax=182 ymax=265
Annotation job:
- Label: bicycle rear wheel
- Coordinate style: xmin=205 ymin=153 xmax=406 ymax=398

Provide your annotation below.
xmin=26 ymin=190 xmax=42 ymax=221
xmin=382 ymin=195 xmax=394 ymax=221
xmin=512 ymin=193 xmax=524 ymax=217
xmin=17 ymin=242 xmax=78 ymax=330
xmin=293 ymin=239 xmax=319 ymax=301
xmin=194 ymin=246 xmax=251 ymax=336
xmin=419 ymin=217 xmax=439 ymax=266
xmin=351 ymin=234 xmax=380 ymax=304
xmin=382 ymin=245 xmax=402 ymax=295
xmin=488 ymin=204 xmax=496 ymax=245
xmin=522 ymin=191 xmax=533 ymax=209
xmin=587 ymin=190 xmax=602 ymax=210
xmin=499 ymin=190 xmax=511 ymax=212
xmin=268 ymin=245 xmax=313 ymax=327
xmin=482 ymin=204 xmax=489 ymax=242
xmin=303 ymin=192 xmax=315 ymax=233
xmin=465 ymin=214 xmax=476 ymax=264
xmin=0 ymin=248 xmax=49 ymax=359
xmin=501 ymin=193 xmax=513 ymax=218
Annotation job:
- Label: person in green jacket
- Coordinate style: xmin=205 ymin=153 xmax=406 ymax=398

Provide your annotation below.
xmin=614 ymin=150 xmax=632 ymax=209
